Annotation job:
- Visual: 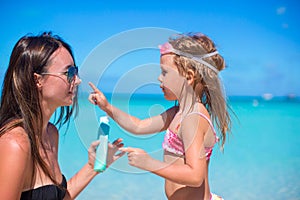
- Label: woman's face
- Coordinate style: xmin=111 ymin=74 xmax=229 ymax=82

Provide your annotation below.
xmin=158 ymin=54 xmax=186 ymax=101
xmin=38 ymin=47 xmax=81 ymax=109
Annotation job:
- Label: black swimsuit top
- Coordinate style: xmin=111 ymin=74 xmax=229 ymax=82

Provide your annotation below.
xmin=20 ymin=175 xmax=67 ymax=200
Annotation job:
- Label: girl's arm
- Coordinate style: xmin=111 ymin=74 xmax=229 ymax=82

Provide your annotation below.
xmin=0 ymin=128 xmax=31 ymax=200
xmin=122 ymin=114 xmax=209 ymax=187
xmin=88 ymin=82 xmax=177 ymax=135
xmin=64 ymin=139 xmax=124 ymax=199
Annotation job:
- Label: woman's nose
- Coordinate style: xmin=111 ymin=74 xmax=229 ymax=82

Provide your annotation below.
xmin=74 ymin=75 xmax=82 ymax=86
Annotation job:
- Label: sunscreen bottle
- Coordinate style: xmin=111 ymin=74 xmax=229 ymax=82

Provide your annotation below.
xmin=94 ymin=116 xmax=110 ymax=172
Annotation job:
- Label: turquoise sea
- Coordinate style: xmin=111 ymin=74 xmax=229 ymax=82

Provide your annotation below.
xmin=57 ymin=93 xmax=300 ymax=200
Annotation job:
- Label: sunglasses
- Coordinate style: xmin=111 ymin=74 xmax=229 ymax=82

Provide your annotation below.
xmin=41 ymin=65 xmax=79 ymax=83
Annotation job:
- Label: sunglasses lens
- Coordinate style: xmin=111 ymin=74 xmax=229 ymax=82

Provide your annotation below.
xmin=67 ymin=66 xmax=78 ymax=83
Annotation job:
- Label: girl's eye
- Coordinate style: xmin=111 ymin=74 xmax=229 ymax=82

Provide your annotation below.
xmin=161 ymin=70 xmax=167 ymax=76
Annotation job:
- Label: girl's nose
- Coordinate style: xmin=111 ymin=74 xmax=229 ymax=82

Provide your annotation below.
xmin=158 ymin=74 xmax=163 ymax=82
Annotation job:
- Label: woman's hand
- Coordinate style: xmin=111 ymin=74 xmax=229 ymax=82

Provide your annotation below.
xmin=107 ymin=138 xmax=125 ymax=167
xmin=88 ymin=82 xmax=109 ymax=111
xmin=88 ymin=138 xmax=125 ymax=171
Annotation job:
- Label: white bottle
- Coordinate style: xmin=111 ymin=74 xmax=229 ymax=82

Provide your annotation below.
xmin=94 ymin=116 xmax=110 ymax=172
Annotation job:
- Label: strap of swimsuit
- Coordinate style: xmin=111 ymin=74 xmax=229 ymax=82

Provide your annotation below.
xmin=184 ymin=112 xmax=216 ymax=135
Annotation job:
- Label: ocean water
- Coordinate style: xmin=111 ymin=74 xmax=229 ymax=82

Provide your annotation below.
xmin=57 ymin=94 xmax=300 ymax=200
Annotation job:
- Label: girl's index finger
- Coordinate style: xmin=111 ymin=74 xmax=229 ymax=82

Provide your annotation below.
xmin=88 ymin=82 xmax=100 ymax=92
xmin=119 ymin=147 xmax=135 ymax=153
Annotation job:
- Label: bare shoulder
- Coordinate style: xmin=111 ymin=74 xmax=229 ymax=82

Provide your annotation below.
xmin=0 ymin=127 xmax=31 ymax=155
xmin=0 ymin=127 xmax=33 ymax=198
xmin=182 ymin=104 xmax=211 ymax=134
xmin=185 ymin=103 xmax=211 ymax=121
xmin=198 ymin=103 xmax=210 ymax=119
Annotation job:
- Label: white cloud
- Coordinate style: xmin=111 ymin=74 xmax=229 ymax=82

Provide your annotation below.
xmin=276 ymin=7 xmax=286 ymax=15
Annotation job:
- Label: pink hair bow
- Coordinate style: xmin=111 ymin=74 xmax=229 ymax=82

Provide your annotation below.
xmin=159 ymin=42 xmax=174 ymax=55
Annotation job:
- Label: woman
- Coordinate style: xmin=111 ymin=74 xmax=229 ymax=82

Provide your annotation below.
xmin=0 ymin=32 xmax=124 ymax=200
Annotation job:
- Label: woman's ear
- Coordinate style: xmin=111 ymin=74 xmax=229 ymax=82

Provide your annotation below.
xmin=186 ymin=69 xmax=195 ymax=85
xmin=34 ymin=73 xmax=43 ymax=89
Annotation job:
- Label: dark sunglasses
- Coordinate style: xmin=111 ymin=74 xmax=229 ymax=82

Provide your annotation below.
xmin=41 ymin=66 xmax=79 ymax=83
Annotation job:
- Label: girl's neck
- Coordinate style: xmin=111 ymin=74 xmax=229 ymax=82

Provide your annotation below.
xmin=177 ymin=84 xmax=199 ymax=115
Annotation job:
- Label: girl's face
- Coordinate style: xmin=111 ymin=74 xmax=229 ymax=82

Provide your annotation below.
xmin=158 ymin=54 xmax=186 ymax=100
xmin=38 ymin=47 xmax=81 ymax=109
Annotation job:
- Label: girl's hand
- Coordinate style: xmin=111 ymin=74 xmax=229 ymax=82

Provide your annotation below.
xmin=120 ymin=147 xmax=152 ymax=170
xmin=88 ymin=82 xmax=109 ymax=110
xmin=88 ymin=138 xmax=125 ymax=171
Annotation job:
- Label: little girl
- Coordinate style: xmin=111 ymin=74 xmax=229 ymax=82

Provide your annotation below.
xmin=89 ymin=33 xmax=231 ymax=200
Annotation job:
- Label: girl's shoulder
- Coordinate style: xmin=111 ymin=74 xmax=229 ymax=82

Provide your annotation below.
xmin=186 ymin=103 xmax=210 ymax=119
xmin=181 ymin=103 xmax=212 ymax=131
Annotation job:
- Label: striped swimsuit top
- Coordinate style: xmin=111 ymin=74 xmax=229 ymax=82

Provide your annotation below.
xmin=162 ymin=112 xmax=218 ymax=160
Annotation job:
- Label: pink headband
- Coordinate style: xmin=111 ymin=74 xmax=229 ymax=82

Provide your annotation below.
xmin=158 ymin=42 xmax=219 ymax=74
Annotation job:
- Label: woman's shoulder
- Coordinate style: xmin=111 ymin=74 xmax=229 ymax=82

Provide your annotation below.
xmin=0 ymin=126 xmax=31 ymax=151
xmin=0 ymin=127 xmax=33 ymax=196
xmin=0 ymin=126 xmax=31 ymax=163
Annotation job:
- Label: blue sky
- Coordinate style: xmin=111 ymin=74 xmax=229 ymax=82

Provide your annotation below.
xmin=0 ymin=0 xmax=299 ymax=96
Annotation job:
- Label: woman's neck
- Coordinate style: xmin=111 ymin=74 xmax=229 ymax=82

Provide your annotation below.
xmin=40 ymin=100 xmax=56 ymax=134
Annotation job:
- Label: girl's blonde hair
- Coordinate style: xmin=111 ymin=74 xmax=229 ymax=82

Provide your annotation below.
xmin=169 ymin=33 xmax=231 ymax=148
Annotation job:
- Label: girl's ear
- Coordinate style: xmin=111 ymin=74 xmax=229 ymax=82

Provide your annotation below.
xmin=186 ymin=69 xmax=195 ymax=85
xmin=34 ymin=73 xmax=43 ymax=90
